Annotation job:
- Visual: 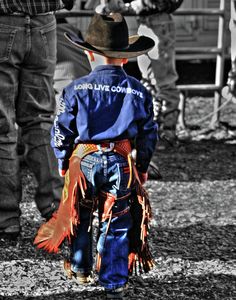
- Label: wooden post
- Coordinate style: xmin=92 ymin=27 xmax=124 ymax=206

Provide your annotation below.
xmin=177 ymin=92 xmax=186 ymax=130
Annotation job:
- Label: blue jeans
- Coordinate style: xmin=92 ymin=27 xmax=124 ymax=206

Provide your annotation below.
xmin=71 ymin=151 xmax=132 ymax=289
xmin=0 ymin=14 xmax=63 ymax=228
xmin=137 ymin=13 xmax=180 ymax=129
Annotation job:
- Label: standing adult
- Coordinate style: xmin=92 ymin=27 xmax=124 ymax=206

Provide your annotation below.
xmin=0 ymin=0 xmax=75 ymax=239
xmin=95 ymin=0 xmax=184 ymax=146
xmin=227 ymin=0 xmax=236 ymax=97
xmin=135 ymin=0 xmax=184 ymax=146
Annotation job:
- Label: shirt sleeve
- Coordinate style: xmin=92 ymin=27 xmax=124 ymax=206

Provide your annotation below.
xmin=51 ymin=89 xmax=77 ymax=171
xmin=131 ymin=0 xmax=184 ymax=15
xmin=60 ymin=0 xmax=75 ymax=10
xmin=135 ymin=91 xmax=158 ymax=173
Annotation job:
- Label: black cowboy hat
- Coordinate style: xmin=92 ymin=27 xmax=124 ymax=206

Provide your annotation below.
xmin=64 ymin=13 xmax=155 ymax=59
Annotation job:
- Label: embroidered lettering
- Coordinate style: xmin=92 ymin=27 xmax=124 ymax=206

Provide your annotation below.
xmin=73 ymin=83 xmax=143 ymax=98
xmin=53 ymin=115 xmax=65 ymax=147
xmin=57 ymin=97 xmax=66 ymax=115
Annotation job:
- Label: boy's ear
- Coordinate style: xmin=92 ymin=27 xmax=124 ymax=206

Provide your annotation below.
xmin=84 ymin=50 xmax=95 ymax=62
xmin=122 ymin=58 xmax=128 ymax=65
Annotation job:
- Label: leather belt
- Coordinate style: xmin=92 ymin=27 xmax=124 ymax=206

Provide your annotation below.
xmin=72 ymin=139 xmax=133 ymax=188
xmin=8 ymin=11 xmax=54 ymax=16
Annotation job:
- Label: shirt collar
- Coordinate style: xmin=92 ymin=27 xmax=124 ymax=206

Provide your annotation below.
xmin=93 ymin=64 xmax=126 ymax=74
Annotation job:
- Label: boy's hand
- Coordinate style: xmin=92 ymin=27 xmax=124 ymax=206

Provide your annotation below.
xmin=59 ymin=169 xmax=67 ymax=177
xmin=138 ymin=172 xmax=148 ymax=185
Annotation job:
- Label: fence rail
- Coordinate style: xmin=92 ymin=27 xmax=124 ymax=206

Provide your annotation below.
xmin=55 ymin=9 xmax=225 ymax=18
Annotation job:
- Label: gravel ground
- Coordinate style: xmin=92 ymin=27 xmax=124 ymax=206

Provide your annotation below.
xmin=0 ymin=96 xmax=236 ymax=299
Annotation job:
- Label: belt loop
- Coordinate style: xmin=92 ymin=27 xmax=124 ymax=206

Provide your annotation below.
xmin=97 ymin=142 xmax=115 ymax=153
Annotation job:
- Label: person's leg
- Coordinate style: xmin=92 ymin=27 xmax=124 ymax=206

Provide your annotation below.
xmin=0 ymin=16 xmax=25 ymax=234
xmin=16 ymin=15 xmax=64 ymax=219
xmin=137 ymin=14 xmax=180 ymax=141
xmin=54 ymin=22 xmax=91 ymax=103
xmin=70 ymin=206 xmax=94 ymax=275
xmin=98 ymin=198 xmax=131 ymax=290
xmin=96 ymin=152 xmax=132 ymax=293
xmin=67 ymin=154 xmax=99 ymax=282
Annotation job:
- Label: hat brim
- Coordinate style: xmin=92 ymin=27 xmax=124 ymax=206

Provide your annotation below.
xmin=64 ymin=32 xmax=155 ymax=58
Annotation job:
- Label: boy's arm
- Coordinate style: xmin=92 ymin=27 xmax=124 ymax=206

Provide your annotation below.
xmin=61 ymin=0 xmax=75 ymax=10
xmin=51 ymin=91 xmax=77 ymax=176
xmin=135 ymin=92 xmax=158 ymax=174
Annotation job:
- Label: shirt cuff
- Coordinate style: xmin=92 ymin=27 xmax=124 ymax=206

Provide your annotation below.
xmin=60 ymin=0 xmax=74 ymax=10
xmin=136 ymin=161 xmax=149 ymax=173
xmin=58 ymin=159 xmax=69 ymax=171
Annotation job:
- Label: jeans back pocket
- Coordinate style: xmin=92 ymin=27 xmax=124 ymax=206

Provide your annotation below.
xmin=0 ymin=28 xmax=16 ymax=63
xmin=81 ymin=159 xmax=95 ymax=183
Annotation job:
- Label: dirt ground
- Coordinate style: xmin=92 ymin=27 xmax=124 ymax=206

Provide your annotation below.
xmin=0 ymin=96 xmax=236 ymax=299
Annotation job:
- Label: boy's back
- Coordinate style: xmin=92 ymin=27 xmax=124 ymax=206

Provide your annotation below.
xmin=53 ymin=64 xmax=157 ymax=173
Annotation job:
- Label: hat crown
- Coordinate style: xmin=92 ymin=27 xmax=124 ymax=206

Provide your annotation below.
xmin=85 ymin=13 xmax=129 ymax=51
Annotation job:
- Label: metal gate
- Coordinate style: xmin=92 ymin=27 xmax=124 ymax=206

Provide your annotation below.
xmin=175 ymin=0 xmax=227 ymax=129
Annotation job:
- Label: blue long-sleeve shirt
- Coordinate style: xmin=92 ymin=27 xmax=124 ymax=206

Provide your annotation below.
xmin=51 ymin=65 xmax=158 ymax=172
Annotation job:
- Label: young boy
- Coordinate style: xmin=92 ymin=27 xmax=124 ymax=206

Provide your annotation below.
xmin=34 ymin=12 xmax=157 ymax=299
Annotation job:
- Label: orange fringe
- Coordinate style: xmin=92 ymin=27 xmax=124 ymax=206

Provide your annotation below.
xmin=33 ymin=155 xmax=85 ymax=253
xmin=128 ymin=167 xmax=154 ymax=275
xmin=34 ymin=140 xmax=132 ymax=253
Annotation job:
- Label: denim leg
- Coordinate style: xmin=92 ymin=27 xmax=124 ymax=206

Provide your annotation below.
xmin=0 ymin=139 xmax=22 ymax=228
xmin=16 ymin=15 xmax=64 ymax=217
xmin=22 ymin=129 xmax=64 ymax=217
xmin=97 ymin=154 xmax=132 ymax=289
xmin=0 ymin=15 xmax=63 ymax=225
xmin=70 ymin=157 xmax=97 ymax=274
xmin=98 ymin=206 xmax=132 ymax=289
xmin=0 ymin=19 xmax=22 ymax=228
xmin=71 ymin=207 xmax=93 ymax=273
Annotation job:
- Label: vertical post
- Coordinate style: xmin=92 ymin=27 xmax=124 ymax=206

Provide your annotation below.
xmin=230 ymin=0 xmax=236 ymax=62
xmin=177 ymin=92 xmax=186 ymax=130
xmin=210 ymin=0 xmax=226 ymax=129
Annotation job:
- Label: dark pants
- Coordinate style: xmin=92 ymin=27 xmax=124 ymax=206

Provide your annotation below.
xmin=0 ymin=14 xmax=63 ymax=229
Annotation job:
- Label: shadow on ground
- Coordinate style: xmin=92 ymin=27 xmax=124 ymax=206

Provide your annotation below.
xmin=1 ymin=223 xmax=235 ymax=265
xmin=152 ymin=224 xmax=236 ymax=261
xmin=151 ymin=140 xmax=236 ymax=182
